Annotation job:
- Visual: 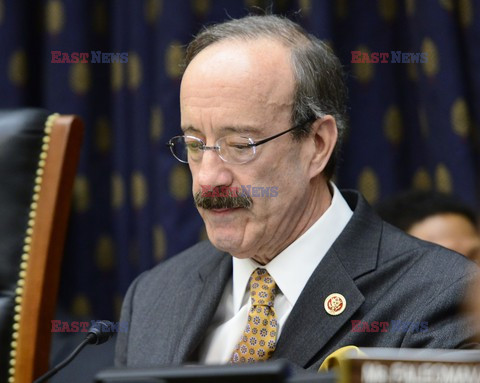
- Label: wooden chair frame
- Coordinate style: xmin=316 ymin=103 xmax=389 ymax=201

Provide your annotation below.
xmin=8 ymin=114 xmax=84 ymax=383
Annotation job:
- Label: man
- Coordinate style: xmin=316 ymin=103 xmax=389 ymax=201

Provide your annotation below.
xmin=377 ymin=190 xmax=480 ymax=263
xmin=115 ymin=15 xmax=478 ymax=371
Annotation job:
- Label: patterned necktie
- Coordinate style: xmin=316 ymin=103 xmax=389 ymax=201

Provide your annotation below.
xmin=231 ymin=268 xmax=278 ymax=363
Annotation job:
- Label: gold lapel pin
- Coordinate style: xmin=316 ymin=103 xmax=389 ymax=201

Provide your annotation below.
xmin=324 ymin=293 xmax=346 ymax=316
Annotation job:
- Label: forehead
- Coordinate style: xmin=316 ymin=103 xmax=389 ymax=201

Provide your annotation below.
xmin=180 ymin=38 xmax=295 ymax=123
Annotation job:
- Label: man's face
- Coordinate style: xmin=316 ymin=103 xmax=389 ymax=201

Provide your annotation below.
xmin=180 ymin=39 xmax=322 ymax=263
xmin=408 ymin=213 xmax=480 ymax=263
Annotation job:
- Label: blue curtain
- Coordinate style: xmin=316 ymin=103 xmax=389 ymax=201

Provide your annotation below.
xmin=1 ymin=0 xmax=479 ymax=320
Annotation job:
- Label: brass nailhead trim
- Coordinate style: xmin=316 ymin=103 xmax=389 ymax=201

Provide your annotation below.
xmin=8 ymin=113 xmax=58 ymax=382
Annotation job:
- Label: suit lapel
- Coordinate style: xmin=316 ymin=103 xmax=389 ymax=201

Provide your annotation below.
xmin=173 ymin=252 xmax=232 ymax=363
xmin=272 ymin=250 xmax=365 ymax=367
xmin=273 ymin=191 xmax=382 ymax=367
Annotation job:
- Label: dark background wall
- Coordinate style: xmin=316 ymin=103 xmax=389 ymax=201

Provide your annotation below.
xmin=1 ymin=0 xmax=479 ymax=321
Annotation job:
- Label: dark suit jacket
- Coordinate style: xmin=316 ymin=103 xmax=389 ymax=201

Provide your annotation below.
xmin=115 ymin=191 xmax=478 ymax=370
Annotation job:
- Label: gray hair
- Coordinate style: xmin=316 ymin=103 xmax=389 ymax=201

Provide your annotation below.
xmin=184 ymin=15 xmax=348 ymax=179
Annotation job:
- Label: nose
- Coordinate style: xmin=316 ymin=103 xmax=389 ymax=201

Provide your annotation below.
xmin=195 ymin=148 xmax=233 ymax=191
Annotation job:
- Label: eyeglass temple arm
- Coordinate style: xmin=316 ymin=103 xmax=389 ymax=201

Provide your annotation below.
xmin=250 ymin=124 xmax=306 ymax=147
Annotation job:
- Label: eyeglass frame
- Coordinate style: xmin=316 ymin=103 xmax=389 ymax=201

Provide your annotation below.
xmin=165 ymin=119 xmax=315 ymax=164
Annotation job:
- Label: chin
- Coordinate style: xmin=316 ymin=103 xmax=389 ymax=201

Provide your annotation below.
xmin=210 ymin=237 xmax=260 ymax=261
xmin=209 ymin=236 xmax=240 ymax=253
xmin=207 ymin=230 xmax=246 ymax=254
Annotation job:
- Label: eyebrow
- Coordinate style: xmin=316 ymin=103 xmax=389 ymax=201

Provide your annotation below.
xmin=181 ymin=125 xmax=262 ymax=136
xmin=181 ymin=125 xmax=202 ymax=135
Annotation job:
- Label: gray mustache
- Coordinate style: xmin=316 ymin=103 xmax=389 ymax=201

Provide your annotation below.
xmin=194 ymin=188 xmax=253 ymax=210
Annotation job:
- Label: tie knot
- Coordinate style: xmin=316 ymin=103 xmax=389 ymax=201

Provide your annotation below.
xmin=249 ymin=268 xmax=277 ymax=307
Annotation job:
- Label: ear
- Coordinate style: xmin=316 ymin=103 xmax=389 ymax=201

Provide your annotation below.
xmin=307 ymin=115 xmax=338 ymax=179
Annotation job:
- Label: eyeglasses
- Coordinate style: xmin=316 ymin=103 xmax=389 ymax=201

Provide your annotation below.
xmin=166 ymin=123 xmax=311 ymax=165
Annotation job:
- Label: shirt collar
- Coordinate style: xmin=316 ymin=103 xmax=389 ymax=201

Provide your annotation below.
xmin=232 ymin=183 xmax=353 ymax=312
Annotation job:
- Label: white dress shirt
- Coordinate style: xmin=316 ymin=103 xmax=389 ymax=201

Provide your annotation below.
xmin=198 ymin=183 xmax=353 ymax=363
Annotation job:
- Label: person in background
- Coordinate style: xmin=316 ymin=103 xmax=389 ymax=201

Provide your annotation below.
xmin=376 ymin=190 xmax=480 ymax=263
